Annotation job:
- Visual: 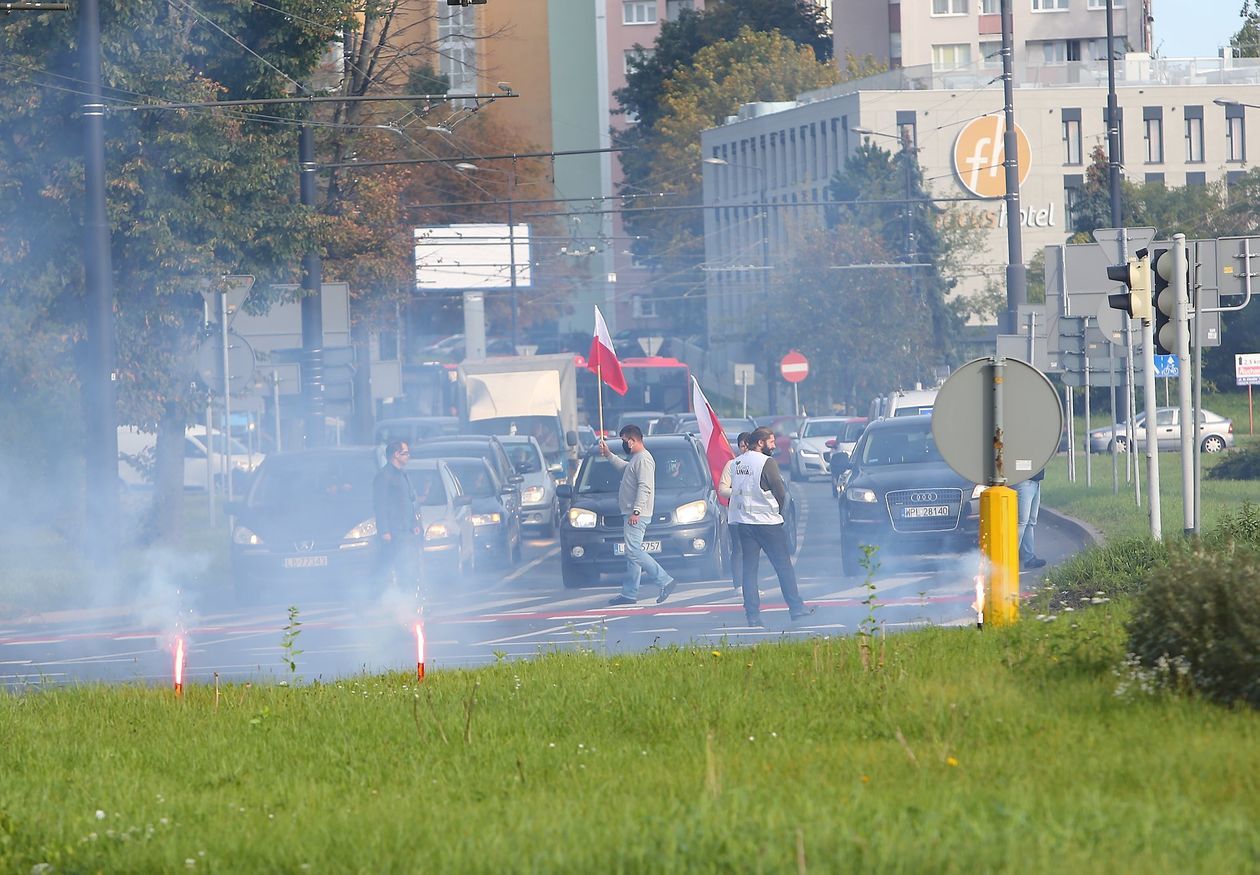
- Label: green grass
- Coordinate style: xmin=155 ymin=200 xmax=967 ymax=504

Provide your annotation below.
xmin=2 ymin=604 xmax=1257 ymax=873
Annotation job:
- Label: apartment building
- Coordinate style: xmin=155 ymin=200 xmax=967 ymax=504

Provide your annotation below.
xmin=698 ymin=56 xmax=1260 ymax=401
xmin=834 ymin=0 xmax=1150 ymax=74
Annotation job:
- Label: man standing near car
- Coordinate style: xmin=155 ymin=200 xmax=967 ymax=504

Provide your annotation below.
xmin=601 ymin=425 xmax=676 ymax=606
xmin=373 ymin=440 xmax=420 ymax=587
xmin=1016 ymin=467 xmax=1046 ymax=570
xmin=730 ymin=427 xmax=812 ymax=627
xmin=719 ymin=432 xmax=750 ymax=593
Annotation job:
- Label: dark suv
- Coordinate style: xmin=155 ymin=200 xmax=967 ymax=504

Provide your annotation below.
xmin=831 ymin=415 xmax=981 ymax=576
xmin=555 ymin=434 xmax=727 ymax=588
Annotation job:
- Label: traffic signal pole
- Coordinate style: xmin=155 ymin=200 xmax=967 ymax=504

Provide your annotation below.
xmin=1142 ymin=310 xmax=1162 ymax=540
xmin=1173 ymin=234 xmax=1194 ymax=534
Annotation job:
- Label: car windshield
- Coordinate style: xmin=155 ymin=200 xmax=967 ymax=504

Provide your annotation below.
xmin=802 ymin=419 xmax=846 ymax=437
xmin=444 ymin=460 xmax=499 ymax=498
xmin=504 ymin=443 xmax=543 ymax=474
xmin=838 ymin=422 xmax=866 ymax=441
xmin=247 ymin=455 xmax=376 ymax=511
xmin=859 ymin=426 xmax=944 ymax=466
xmin=575 ymin=447 xmax=704 ymax=493
xmin=406 ymin=468 xmax=448 ymax=506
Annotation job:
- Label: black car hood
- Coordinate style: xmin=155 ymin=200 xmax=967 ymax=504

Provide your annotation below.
xmin=569 ymin=487 xmax=700 ymax=515
xmin=239 ymin=494 xmax=374 ymax=546
xmin=849 ymin=462 xmax=975 ymax=493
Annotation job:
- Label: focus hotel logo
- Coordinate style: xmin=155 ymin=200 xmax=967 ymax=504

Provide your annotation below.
xmin=951 ymin=115 xmax=1056 ymax=228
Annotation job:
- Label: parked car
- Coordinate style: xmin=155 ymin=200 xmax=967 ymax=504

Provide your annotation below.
xmin=556 ymin=434 xmax=729 ymax=588
xmin=792 ymin=416 xmax=862 ymax=481
xmin=229 ymin=448 xmax=383 ymax=601
xmin=441 ymin=456 xmax=523 ymax=567
xmin=832 ymin=416 xmax=982 ymax=577
xmin=870 ymin=388 xmax=939 ymax=419
xmin=403 ymin=459 xmax=477 ymax=576
xmin=827 ymin=418 xmax=871 ymax=495
xmin=497 ymin=435 xmax=560 ymax=536
xmin=118 ymin=425 xmax=263 ymax=492
xmin=1087 ymin=407 xmax=1234 ymax=454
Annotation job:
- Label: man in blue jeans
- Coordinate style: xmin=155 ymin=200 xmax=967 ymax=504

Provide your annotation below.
xmin=601 ymin=425 xmax=676 ymax=606
xmin=1015 ymin=468 xmax=1046 ymax=569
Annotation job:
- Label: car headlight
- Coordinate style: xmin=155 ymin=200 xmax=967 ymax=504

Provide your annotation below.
xmin=522 ymin=485 xmax=546 ymax=504
xmin=846 ymin=487 xmax=878 ymax=503
xmin=344 ymin=518 xmax=377 ymax=540
xmin=425 ymin=523 xmax=449 ymax=540
xmin=470 ymin=512 xmax=502 ymax=527
xmin=567 ymin=507 xmax=597 ymax=528
xmin=799 ymin=448 xmax=820 ymax=457
xmin=232 ymin=524 xmax=262 ymax=546
xmin=972 ymin=484 xmax=985 ymax=499
xmin=674 ymin=499 xmax=707 ymax=524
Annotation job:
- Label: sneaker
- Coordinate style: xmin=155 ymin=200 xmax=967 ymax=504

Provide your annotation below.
xmin=655 ymin=577 xmax=677 ymax=604
xmin=745 ymin=615 xmax=766 ymax=628
xmin=608 ymin=595 xmax=637 ymax=606
xmin=1022 ymin=556 xmax=1047 ymax=570
xmin=789 ymin=606 xmax=816 ymax=621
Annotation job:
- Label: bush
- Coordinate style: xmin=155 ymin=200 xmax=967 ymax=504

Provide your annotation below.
xmin=1205 ymin=448 xmax=1260 ymax=480
xmin=1036 ymin=536 xmax=1169 ymax=608
xmin=1201 ymin=501 xmax=1260 ymax=548
xmin=1126 ymin=543 xmax=1260 ymax=708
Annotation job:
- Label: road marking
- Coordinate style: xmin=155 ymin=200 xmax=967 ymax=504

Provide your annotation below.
xmin=478 ymin=616 xmax=624 ymax=646
xmin=628 ymin=628 xmax=680 ymax=634
xmin=657 ymin=610 xmax=710 ymax=616
xmin=502 ymin=546 xmax=559 ymax=583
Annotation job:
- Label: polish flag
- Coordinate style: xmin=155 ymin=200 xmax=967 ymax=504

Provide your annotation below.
xmin=691 ymin=376 xmax=736 ymax=505
xmin=586 ymin=306 xmax=627 ymax=395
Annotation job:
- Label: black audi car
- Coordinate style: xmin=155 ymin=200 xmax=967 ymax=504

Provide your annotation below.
xmin=555 ymin=434 xmax=728 ymax=588
xmin=831 ymin=415 xmax=982 ymax=576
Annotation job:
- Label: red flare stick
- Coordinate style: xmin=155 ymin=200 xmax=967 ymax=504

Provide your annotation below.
xmin=415 ymin=622 xmax=425 ymax=682
xmin=174 ymin=637 xmax=185 ymax=697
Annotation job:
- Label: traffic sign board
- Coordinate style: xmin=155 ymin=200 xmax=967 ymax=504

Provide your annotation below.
xmin=1153 ymin=354 xmax=1179 ymax=378
xmin=1236 ymin=353 xmax=1260 ymax=386
xmin=780 ymin=351 xmax=809 ymax=383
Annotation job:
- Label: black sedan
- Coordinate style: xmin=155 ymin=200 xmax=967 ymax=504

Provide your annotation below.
xmin=832 ymin=416 xmax=982 ymax=576
xmin=556 ymin=434 xmax=727 ymax=588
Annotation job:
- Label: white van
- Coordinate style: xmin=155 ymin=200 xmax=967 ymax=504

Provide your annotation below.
xmin=118 ymin=425 xmax=263 ymax=491
xmin=869 ymin=387 xmax=939 ymax=420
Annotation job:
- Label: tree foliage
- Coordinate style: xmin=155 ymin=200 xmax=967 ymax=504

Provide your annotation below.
xmin=1230 ymin=0 xmax=1260 ymax=57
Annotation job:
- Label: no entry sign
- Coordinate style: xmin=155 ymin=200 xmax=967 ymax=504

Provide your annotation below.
xmin=780 ymin=351 xmax=809 ymax=383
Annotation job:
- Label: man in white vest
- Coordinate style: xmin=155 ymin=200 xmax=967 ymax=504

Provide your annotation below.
xmin=729 ymin=427 xmax=812 ymax=627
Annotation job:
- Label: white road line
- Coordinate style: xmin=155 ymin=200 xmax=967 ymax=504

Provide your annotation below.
xmin=502 ymin=546 xmax=560 ymax=583
xmin=478 ymin=616 xmax=624 ymax=646
xmin=628 ymin=628 xmax=680 ymax=634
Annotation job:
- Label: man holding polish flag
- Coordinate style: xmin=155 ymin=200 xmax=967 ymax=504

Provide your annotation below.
xmin=586 ymin=306 xmax=627 ymax=436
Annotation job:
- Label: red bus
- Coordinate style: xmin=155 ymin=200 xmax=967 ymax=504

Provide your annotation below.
xmin=576 ymin=355 xmax=691 ymax=427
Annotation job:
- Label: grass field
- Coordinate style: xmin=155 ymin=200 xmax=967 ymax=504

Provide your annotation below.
xmin=2 ymin=603 xmax=1257 ymax=873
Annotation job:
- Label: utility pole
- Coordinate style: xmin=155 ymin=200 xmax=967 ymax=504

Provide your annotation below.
xmin=79 ymin=0 xmax=119 ymax=562
xmin=298 ymin=124 xmax=325 ymax=448
xmin=1000 ymin=0 xmax=1027 ymax=334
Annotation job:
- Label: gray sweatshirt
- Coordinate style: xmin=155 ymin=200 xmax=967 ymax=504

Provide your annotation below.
xmin=607 ymin=450 xmax=656 ymax=517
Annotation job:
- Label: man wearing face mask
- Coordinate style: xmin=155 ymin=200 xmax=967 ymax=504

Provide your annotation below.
xmin=729 ymin=427 xmax=812 ymax=627
xmin=600 ymin=425 xmax=676 ymax=606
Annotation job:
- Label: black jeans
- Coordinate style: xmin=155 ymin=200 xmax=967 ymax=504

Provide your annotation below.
xmin=738 ymin=523 xmax=805 ymax=619
xmin=376 ymin=534 xmax=420 ymax=589
xmin=728 ymin=523 xmax=744 ymax=590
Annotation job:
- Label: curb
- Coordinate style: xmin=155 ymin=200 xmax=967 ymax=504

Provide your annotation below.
xmin=1041 ymin=506 xmax=1104 ymax=549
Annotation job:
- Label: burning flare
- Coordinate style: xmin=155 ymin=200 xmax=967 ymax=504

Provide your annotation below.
xmin=173 ymin=637 xmax=186 ymax=696
xmin=972 ymin=573 xmax=985 ymax=629
xmin=415 ymin=622 xmax=425 ymax=682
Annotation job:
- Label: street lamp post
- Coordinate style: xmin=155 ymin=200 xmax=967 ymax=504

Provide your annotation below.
xmin=455 ymin=161 xmax=522 ymax=353
xmin=703 ymin=156 xmax=773 ymax=413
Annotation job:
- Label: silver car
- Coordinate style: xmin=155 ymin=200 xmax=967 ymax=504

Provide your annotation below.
xmin=498 ymin=435 xmax=559 ymax=536
xmin=1087 ymin=407 xmax=1234 ymax=454
xmin=792 ymin=417 xmax=858 ymax=480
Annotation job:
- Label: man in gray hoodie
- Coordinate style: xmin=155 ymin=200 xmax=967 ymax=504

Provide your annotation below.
xmin=601 ymin=425 xmax=676 ymax=606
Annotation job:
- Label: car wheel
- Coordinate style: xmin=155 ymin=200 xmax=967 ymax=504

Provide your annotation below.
xmin=561 ymin=561 xmax=593 ymax=589
xmin=1201 ymin=435 xmax=1227 ymax=453
xmin=841 ymin=534 xmax=863 ymax=577
xmin=1108 ymin=438 xmax=1128 ymax=454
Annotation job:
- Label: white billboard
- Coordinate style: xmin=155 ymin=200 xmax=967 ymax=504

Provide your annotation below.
xmin=414 ymin=223 xmax=532 ymax=291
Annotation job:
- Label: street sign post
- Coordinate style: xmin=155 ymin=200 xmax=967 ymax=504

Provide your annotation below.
xmin=933 ymin=357 xmax=1063 ymax=628
xmin=779 ymin=350 xmax=808 ymax=416
xmin=734 ymin=363 xmax=755 ymax=418
xmin=1238 ymin=353 xmax=1260 ymax=435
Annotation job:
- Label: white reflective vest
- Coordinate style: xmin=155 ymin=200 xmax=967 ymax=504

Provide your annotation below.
xmin=728 ymin=450 xmax=782 ymax=525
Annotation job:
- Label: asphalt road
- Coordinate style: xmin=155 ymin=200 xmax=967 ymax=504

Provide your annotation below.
xmin=0 ymin=479 xmax=1085 ymax=690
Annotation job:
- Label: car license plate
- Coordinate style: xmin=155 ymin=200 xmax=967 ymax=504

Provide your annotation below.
xmin=902 ymin=506 xmax=949 ymax=519
xmin=613 ymin=540 xmax=662 ymax=555
xmin=283 ymin=556 xmax=328 ymax=569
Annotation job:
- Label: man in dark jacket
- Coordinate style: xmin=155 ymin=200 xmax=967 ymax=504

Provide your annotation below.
xmin=373 ymin=440 xmax=420 ymax=587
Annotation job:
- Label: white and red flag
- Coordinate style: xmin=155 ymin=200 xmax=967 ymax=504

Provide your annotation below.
xmin=691 ymin=376 xmax=736 ymax=505
xmin=586 ymin=306 xmax=628 ymax=395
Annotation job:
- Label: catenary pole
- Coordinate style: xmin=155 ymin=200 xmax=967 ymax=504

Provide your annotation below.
xmin=999 ymin=0 xmax=1027 ymax=334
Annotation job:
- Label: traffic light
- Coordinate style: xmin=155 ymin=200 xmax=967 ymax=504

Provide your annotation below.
xmin=447 ymin=0 xmax=486 ymax=5
xmin=1106 ymin=248 xmax=1152 ymax=321
xmin=1149 ymin=246 xmax=1180 ymax=356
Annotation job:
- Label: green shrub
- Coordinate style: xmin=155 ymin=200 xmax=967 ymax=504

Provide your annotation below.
xmin=1201 ymin=500 xmax=1260 ymax=548
xmin=1205 ymin=448 xmax=1260 ymax=480
xmin=1036 ymin=536 xmax=1169 ymax=607
xmin=1126 ymin=543 xmax=1260 ymax=708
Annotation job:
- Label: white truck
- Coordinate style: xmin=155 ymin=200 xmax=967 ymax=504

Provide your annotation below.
xmin=457 ymin=355 xmax=580 ymax=480
xmin=869 ymin=386 xmax=939 ymax=419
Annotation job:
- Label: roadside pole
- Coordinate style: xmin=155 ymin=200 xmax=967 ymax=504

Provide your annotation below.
xmin=1174 ymin=235 xmax=1193 ymax=534
xmin=221 ymin=288 xmax=234 ymax=505
xmin=980 ymin=357 xmax=1019 ymax=627
xmin=1142 ymin=306 xmax=1162 ymax=540
xmin=1109 ymin=343 xmax=1118 ymax=494
xmin=1083 ymin=338 xmax=1092 ymax=488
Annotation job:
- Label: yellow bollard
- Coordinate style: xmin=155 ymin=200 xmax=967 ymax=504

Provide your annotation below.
xmin=979 ymin=485 xmax=1020 ymax=627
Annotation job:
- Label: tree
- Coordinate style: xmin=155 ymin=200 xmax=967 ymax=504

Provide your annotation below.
xmin=1230 ymin=0 xmax=1260 ymax=57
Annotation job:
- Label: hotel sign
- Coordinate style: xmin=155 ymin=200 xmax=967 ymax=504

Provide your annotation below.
xmin=952 ymin=114 xmax=1054 ymax=228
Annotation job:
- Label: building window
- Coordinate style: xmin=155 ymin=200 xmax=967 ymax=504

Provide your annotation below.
xmin=1226 ymin=104 xmax=1246 ymax=163
xmin=981 ymin=0 xmax=999 ymax=11
xmin=980 ymin=41 xmax=1002 ymax=67
xmin=1063 ymin=112 xmax=1082 ymax=165
xmin=665 ymin=0 xmax=692 ymax=21
xmin=632 ymin=296 xmax=659 ymax=318
xmin=1143 ymin=110 xmax=1163 ymax=163
xmin=1144 ymin=172 xmax=1165 ymax=185
xmin=1186 ymin=171 xmax=1206 ymax=186
xmin=890 ymin=32 xmax=902 ymax=65
xmin=622 ymin=1 xmax=656 ymax=24
xmin=1185 ymin=107 xmax=1204 ymax=162
xmin=1064 ymin=174 xmax=1084 ymax=230
xmin=623 ymin=48 xmax=652 ymax=75
xmin=438 ymin=6 xmax=477 ymax=101
xmin=1032 ymin=0 xmax=1069 ymax=10
xmin=1038 ymin=41 xmax=1068 ymax=65
xmin=1087 ymin=0 xmax=1124 ymax=7
xmin=897 ymin=110 xmax=917 ymax=151
xmin=932 ymin=43 xmax=972 ymax=70
xmin=932 ymin=0 xmax=967 ymax=14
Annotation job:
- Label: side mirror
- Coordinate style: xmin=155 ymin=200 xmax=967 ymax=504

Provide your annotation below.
xmin=510 ymin=474 xmax=524 ymax=485
xmin=454 ymin=495 xmax=473 ymax=508
xmin=566 ymin=430 xmax=578 ymax=447
xmin=556 ymin=484 xmax=573 ymax=499
xmin=825 ymin=439 xmax=836 ymax=449
xmin=516 ymin=462 xmax=531 ymax=474
xmin=829 ymin=451 xmax=850 ymax=473
xmin=789 ymin=432 xmax=799 ymax=440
